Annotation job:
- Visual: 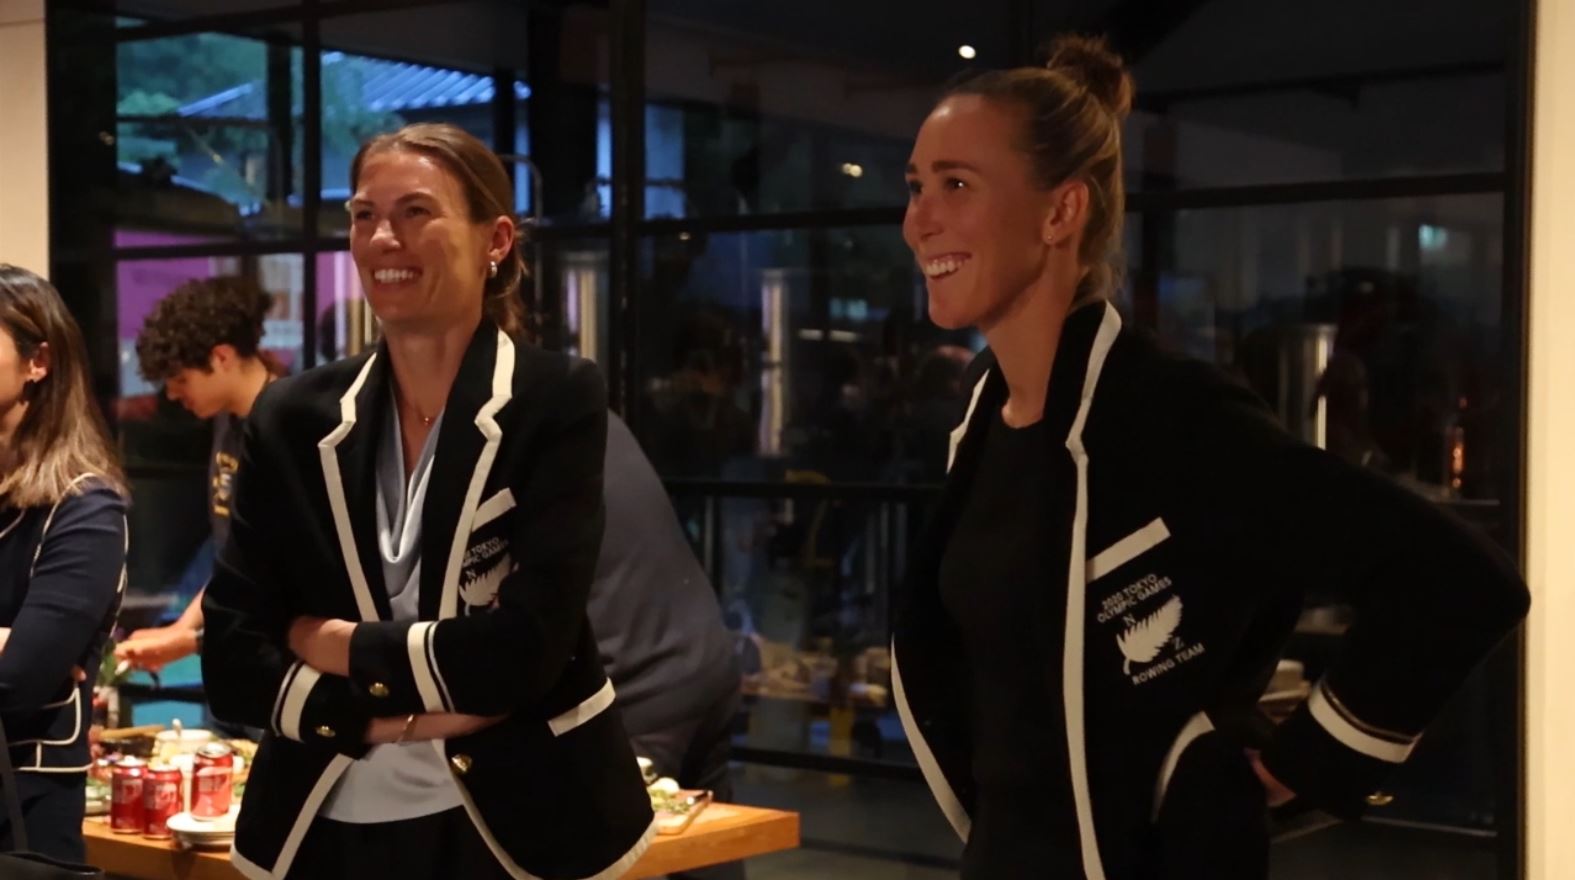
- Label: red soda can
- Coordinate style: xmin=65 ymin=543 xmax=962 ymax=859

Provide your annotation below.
xmin=142 ymin=763 xmax=183 ymax=839
xmin=191 ymin=741 xmax=235 ymax=818
xmin=109 ymin=757 xmax=146 ymax=834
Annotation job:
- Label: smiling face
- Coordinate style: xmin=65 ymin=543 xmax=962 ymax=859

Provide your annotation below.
xmin=348 ymin=149 xmax=503 ymax=336
xmin=902 ymin=95 xmax=1066 ymax=332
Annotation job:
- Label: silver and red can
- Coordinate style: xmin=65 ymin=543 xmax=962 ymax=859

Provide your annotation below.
xmin=142 ymin=763 xmax=183 ymax=839
xmin=191 ymin=741 xmax=235 ymax=818
xmin=109 ymin=757 xmax=146 ymax=834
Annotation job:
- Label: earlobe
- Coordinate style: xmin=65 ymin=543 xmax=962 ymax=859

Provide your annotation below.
xmin=28 ymin=342 xmax=50 ymax=384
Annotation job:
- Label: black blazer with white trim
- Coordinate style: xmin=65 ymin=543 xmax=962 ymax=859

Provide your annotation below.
xmin=0 ymin=477 xmax=126 ymax=774
xmin=202 ymin=321 xmax=654 ymax=880
xmin=892 ymin=301 xmax=1530 ymax=880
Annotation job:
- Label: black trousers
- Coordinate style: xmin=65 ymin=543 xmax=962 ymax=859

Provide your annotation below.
xmin=287 ymin=807 xmax=513 ymax=880
xmin=0 ymin=771 xmax=87 ymax=864
xmin=630 ymin=688 xmax=744 ymax=880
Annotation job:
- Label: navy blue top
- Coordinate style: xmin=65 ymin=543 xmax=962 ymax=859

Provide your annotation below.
xmin=0 ymin=479 xmax=126 ymax=772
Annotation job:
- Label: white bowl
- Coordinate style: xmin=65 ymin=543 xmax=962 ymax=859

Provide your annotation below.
xmin=155 ymin=729 xmax=213 ymax=755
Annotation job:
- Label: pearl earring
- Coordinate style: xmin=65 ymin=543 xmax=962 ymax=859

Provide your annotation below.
xmin=488 ymin=260 xmax=499 ymax=278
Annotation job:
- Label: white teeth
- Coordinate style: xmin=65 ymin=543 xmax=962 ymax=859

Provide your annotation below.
xmin=374 ymin=269 xmax=418 ymax=284
xmin=923 ymin=256 xmax=968 ymax=278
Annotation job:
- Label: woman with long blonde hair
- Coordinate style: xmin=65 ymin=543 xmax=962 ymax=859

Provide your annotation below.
xmin=0 ymin=264 xmax=127 ymax=865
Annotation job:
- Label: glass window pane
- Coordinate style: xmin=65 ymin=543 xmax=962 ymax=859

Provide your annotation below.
xmin=536 ymin=239 xmax=612 ymax=360
xmin=315 ymin=2 xmax=532 ymax=233
xmin=635 ymin=227 xmax=975 ymax=485
xmin=1134 ymin=194 xmax=1510 ymax=838
xmin=1080 ymin=0 xmax=1515 ymax=187
xmin=116 ymin=32 xmax=302 ymax=240
xmin=114 ymin=257 xmax=304 ymax=660
xmin=314 ymin=250 xmax=373 ymax=363
xmin=644 ymin=0 xmax=1012 ymax=218
xmin=1136 ymin=194 xmax=1507 ymax=506
xmin=1123 ymin=74 xmax=1507 ymax=190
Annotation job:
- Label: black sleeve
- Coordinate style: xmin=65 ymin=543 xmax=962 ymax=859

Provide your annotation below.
xmin=344 ymin=359 xmax=609 ymax=717
xmin=202 ymin=391 xmax=374 ymax=758
xmin=0 ymin=485 xmax=125 ymax=714
xmin=1154 ymin=361 xmax=1529 ymax=818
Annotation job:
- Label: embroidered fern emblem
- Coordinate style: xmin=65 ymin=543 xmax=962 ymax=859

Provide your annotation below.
xmin=1116 ymin=595 xmax=1183 ymax=675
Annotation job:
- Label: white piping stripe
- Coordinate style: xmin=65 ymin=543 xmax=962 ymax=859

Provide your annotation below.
xmin=547 ymin=678 xmax=616 ymax=737
xmin=229 ymin=846 xmax=273 ymax=880
xmin=270 ymin=755 xmax=354 ymax=878
xmin=946 ymin=374 xmax=990 ymax=473
xmin=39 ymin=688 xmax=76 ymax=710
xmin=1061 ymin=303 xmax=1123 ymax=880
xmin=16 ymin=689 xmax=82 ymax=747
xmin=28 ymin=473 xmax=95 ymax=578
xmin=0 ymin=509 xmax=23 ymax=543
xmin=271 ymin=662 xmax=302 ymax=737
xmin=317 ymin=354 xmax=382 ymax=622
xmin=440 ymin=330 xmax=515 ymax=621
xmin=1152 ymin=712 xmax=1214 ymax=822
xmin=442 ymin=735 xmax=659 ymax=880
xmin=278 ymin=663 xmax=322 ymax=743
xmin=406 ymin=621 xmax=447 ymax=713
xmin=472 ymin=488 xmax=517 ymax=530
xmin=1088 ymin=517 xmax=1171 ymax=581
xmin=426 ymin=621 xmax=454 ymax=713
xmin=17 ymin=762 xmax=95 ymax=773
xmin=1307 ymin=685 xmax=1417 ymax=764
xmin=891 ymin=642 xmax=972 ymax=841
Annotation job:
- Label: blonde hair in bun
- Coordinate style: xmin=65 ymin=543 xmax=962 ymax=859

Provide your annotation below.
xmin=940 ymin=34 xmax=1133 ymax=302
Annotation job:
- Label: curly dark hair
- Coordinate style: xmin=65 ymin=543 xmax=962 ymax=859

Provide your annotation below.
xmin=135 ymin=276 xmax=274 ymax=381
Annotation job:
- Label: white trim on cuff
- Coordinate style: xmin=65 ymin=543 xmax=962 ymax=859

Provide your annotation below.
xmin=548 ymin=678 xmax=616 ymax=737
xmin=1307 ymin=683 xmax=1418 ymax=764
xmin=279 ymin=663 xmax=322 ymax=743
xmin=406 ymin=621 xmax=448 ymax=713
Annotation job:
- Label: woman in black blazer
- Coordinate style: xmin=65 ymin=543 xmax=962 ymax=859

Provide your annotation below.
xmin=201 ymin=125 xmax=652 ymax=880
xmin=0 ymin=265 xmax=127 ymax=864
xmin=894 ymin=37 xmax=1528 ymax=879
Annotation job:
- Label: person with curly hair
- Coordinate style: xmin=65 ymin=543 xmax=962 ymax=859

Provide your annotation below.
xmin=115 ymin=276 xmax=281 ymax=672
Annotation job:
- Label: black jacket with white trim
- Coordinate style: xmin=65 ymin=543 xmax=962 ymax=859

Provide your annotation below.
xmin=892 ymin=301 xmax=1529 ymax=879
xmin=0 ymin=477 xmax=125 ymax=774
xmin=202 ymin=321 xmax=654 ymax=880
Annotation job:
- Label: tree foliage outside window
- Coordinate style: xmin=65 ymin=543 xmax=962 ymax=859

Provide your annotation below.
xmin=117 ymin=33 xmax=403 ymax=210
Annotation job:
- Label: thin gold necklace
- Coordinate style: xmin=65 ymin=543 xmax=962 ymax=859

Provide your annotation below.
xmin=395 ymin=387 xmax=437 ymax=426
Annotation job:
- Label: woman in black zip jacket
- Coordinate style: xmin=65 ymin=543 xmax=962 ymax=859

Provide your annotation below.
xmin=0 ymin=265 xmax=127 ymax=864
xmin=893 ymin=36 xmax=1530 ymax=880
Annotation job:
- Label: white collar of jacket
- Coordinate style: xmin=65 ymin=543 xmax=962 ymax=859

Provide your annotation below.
xmin=317 ymin=320 xmax=516 ymax=626
xmin=893 ymin=299 xmax=1123 ymax=879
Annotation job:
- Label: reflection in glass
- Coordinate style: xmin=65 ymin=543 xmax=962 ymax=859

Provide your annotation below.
xmin=116 ymin=32 xmax=300 ymax=239
xmin=642 ymin=0 xmax=1001 ymax=218
xmin=637 ymin=227 xmax=972 ymax=484
xmin=1138 ymin=195 xmax=1506 ymax=505
xmin=114 ymin=256 xmax=303 ymax=633
xmin=562 ymin=248 xmax=609 ymax=363
xmin=116 ymin=254 xmax=305 ymax=398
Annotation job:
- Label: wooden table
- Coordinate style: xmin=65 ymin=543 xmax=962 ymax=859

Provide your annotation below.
xmin=84 ymin=803 xmax=799 ymax=879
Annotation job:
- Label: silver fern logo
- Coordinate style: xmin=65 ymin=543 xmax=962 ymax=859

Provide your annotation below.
xmin=460 ymin=553 xmax=513 ymax=610
xmin=1117 ymin=595 xmax=1183 ymax=674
